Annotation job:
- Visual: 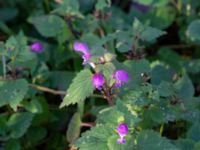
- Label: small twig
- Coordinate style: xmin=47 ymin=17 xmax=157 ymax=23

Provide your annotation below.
xmin=29 ymin=83 xmax=66 ymax=95
xmin=180 ymin=102 xmax=186 ymax=112
xmin=98 ymin=27 xmax=105 ymax=38
xmin=171 ymin=0 xmax=179 ymax=10
xmin=55 ymin=0 xmax=63 ymax=4
xmin=44 ymin=0 xmax=50 ymax=12
xmin=91 ymin=94 xmax=105 ymax=99
xmin=81 ymin=122 xmax=95 ymax=127
xmin=29 ymin=83 xmax=104 ymax=100
xmin=159 ymin=123 xmax=164 ymax=136
xmin=162 ymin=44 xmax=195 ymax=49
xmin=102 ymin=85 xmax=114 ymax=106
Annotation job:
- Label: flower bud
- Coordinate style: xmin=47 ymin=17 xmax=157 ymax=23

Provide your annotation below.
xmin=117 ymin=123 xmax=129 ymax=137
xmin=30 ymin=42 xmax=44 ymax=53
xmin=132 ymin=1 xmax=151 ymax=13
xmin=116 ymin=123 xmax=129 ymax=144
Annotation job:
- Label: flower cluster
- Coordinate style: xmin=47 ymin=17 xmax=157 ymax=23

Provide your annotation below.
xmin=116 ymin=123 xmax=129 ymax=144
xmin=73 ymin=42 xmax=130 ymax=90
xmin=92 ymin=70 xmax=129 ymax=90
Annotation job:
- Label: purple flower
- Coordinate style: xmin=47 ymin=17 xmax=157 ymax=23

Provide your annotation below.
xmin=116 ymin=123 xmax=129 ymax=144
xmin=92 ymin=73 xmax=105 ymax=90
xmin=113 ymin=70 xmax=129 ymax=88
xmin=30 ymin=42 xmax=44 ymax=53
xmin=73 ymin=42 xmax=91 ymax=64
xmin=132 ymin=1 xmax=151 ymax=13
xmin=117 ymin=123 xmax=129 ymax=137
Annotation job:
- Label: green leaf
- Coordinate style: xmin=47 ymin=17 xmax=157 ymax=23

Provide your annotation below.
xmin=141 ymin=26 xmax=166 ymax=42
xmin=187 ymin=122 xmax=200 ymax=142
xmin=0 ymin=20 xmax=13 ymax=35
xmin=67 ymin=112 xmax=81 ymax=144
xmin=158 ymin=48 xmax=183 ymax=71
xmin=194 ymin=142 xmax=200 ymax=150
xmin=25 ymin=127 xmax=47 ymax=145
xmin=0 ymin=79 xmax=28 ymax=110
xmin=175 ymin=139 xmax=195 ymax=150
xmin=5 ymin=31 xmax=36 ymax=62
xmin=23 ymin=99 xmax=43 ymax=114
xmin=107 ymin=135 xmax=134 ymax=150
xmin=187 ymin=19 xmax=200 ymax=41
xmin=124 ymin=59 xmax=151 ymax=84
xmin=136 ymin=130 xmax=179 ymax=150
xmin=95 ymin=0 xmax=111 ymax=10
xmin=31 ymin=15 xmax=70 ymax=40
xmin=151 ymin=63 xmax=174 ymax=85
xmin=181 ymin=109 xmax=200 ymax=123
xmin=132 ymin=18 xmax=166 ymax=42
xmin=0 ymin=8 xmax=18 ymax=22
xmin=4 ymin=32 xmax=38 ymax=72
xmin=76 ymin=139 xmax=107 ymax=150
xmin=97 ymin=107 xmax=124 ymax=125
xmin=53 ymin=0 xmax=83 ymax=18
xmin=115 ymin=31 xmax=132 ymax=53
xmin=60 ymin=69 xmax=94 ymax=107
xmin=124 ymin=59 xmax=151 ymax=75
xmin=182 ymin=59 xmax=200 ymax=74
xmin=174 ymin=75 xmax=194 ymax=101
xmin=96 ymin=62 xmax=115 ymax=85
xmin=32 ymin=98 xmax=50 ymax=126
xmin=0 ymin=114 xmax=9 ymax=140
xmin=116 ymin=100 xmax=140 ymax=126
xmin=75 ymin=125 xmax=112 ymax=150
xmin=5 ymin=139 xmax=21 ymax=150
xmin=146 ymin=106 xmax=166 ymax=124
xmin=146 ymin=6 xmax=175 ymax=29
xmin=158 ymin=81 xmax=175 ymax=97
xmin=122 ymin=84 xmax=153 ymax=107
xmin=7 ymin=112 xmax=34 ymax=139
xmin=134 ymin=0 xmax=169 ymax=6
xmin=49 ymin=71 xmax=75 ymax=90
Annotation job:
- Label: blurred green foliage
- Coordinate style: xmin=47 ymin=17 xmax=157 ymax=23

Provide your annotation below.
xmin=0 ymin=0 xmax=200 ymax=150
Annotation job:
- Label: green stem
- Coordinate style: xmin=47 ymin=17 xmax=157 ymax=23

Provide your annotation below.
xmin=29 ymin=83 xmax=66 ymax=95
xmin=78 ymin=101 xmax=84 ymax=118
xmin=44 ymin=0 xmax=50 ymax=12
xmin=159 ymin=124 xmax=164 ymax=136
xmin=2 ymin=55 xmax=6 ymax=78
xmin=91 ymin=94 xmax=105 ymax=99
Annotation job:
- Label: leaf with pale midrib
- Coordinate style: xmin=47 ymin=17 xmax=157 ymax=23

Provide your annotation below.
xmin=60 ymin=69 xmax=94 ymax=107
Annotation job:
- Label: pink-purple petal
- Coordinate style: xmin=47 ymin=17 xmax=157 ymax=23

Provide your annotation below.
xmin=113 ymin=70 xmax=129 ymax=88
xmin=117 ymin=123 xmax=129 ymax=137
xmin=92 ymin=73 xmax=105 ymax=90
xmin=117 ymin=137 xmax=126 ymax=144
xmin=73 ymin=41 xmax=89 ymax=55
xmin=73 ymin=41 xmax=91 ymax=64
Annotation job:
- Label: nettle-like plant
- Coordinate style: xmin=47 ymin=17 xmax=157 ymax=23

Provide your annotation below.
xmin=0 ymin=0 xmax=200 ymax=150
xmin=58 ymin=20 xmax=199 ymax=150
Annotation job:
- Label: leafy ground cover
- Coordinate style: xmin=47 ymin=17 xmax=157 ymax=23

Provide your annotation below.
xmin=0 ymin=0 xmax=200 ymax=150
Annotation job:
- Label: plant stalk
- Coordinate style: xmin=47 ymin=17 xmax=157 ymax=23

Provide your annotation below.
xmin=2 ymin=55 xmax=6 ymax=78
